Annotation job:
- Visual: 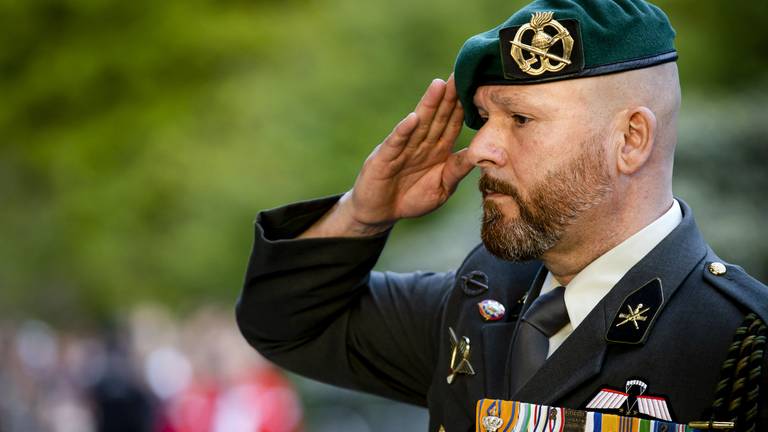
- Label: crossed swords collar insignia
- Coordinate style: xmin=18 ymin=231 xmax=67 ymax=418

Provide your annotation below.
xmin=617 ymin=303 xmax=650 ymax=329
xmin=499 ymin=11 xmax=584 ymax=79
xmin=447 ymin=326 xmax=475 ymax=384
xmin=606 ymin=278 xmax=664 ymax=344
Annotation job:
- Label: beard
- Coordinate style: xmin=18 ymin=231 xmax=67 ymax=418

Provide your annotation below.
xmin=479 ymin=135 xmax=613 ymax=262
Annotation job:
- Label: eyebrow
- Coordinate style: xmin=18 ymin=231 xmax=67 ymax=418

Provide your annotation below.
xmin=489 ymin=92 xmax=524 ymax=110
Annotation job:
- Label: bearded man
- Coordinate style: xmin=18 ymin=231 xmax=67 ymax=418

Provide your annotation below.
xmin=236 ymin=1 xmax=768 ymax=431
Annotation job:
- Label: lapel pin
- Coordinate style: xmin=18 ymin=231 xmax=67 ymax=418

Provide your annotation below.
xmin=447 ymin=327 xmax=475 ymax=384
xmin=477 ymin=299 xmax=506 ymax=321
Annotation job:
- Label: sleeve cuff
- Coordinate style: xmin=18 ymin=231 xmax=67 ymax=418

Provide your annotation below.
xmin=248 ymin=194 xmax=391 ymax=276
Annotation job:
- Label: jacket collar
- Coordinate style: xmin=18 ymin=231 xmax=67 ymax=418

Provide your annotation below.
xmin=508 ymin=198 xmax=708 ymax=403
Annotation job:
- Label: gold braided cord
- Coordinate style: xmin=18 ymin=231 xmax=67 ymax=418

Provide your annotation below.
xmin=710 ymin=313 xmax=766 ymax=431
xmin=712 ymin=324 xmax=750 ymax=415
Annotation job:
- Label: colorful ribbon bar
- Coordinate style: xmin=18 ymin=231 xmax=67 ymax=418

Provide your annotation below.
xmin=475 ymin=399 xmax=703 ymax=432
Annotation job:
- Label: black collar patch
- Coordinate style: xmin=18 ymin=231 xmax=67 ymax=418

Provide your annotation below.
xmin=606 ymin=278 xmax=664 ymax=344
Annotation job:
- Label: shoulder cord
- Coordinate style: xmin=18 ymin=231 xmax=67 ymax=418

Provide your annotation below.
xmin=710 ymin=313 xmax=767 ymax=431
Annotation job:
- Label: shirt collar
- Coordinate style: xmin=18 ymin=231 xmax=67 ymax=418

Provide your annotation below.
xmin=541 ymin=199 xmax=683 ymax=330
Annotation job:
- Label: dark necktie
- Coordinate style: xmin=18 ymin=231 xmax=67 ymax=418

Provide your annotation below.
xmin=508 ymin=286 xmax=569 ymax=395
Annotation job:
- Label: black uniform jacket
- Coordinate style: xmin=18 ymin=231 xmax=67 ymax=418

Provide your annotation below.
xmin=236 ymin=196 xmax=768 ymax=431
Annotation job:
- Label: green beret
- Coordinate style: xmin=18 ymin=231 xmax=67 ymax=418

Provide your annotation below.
xmin=454 ymin=0 xmax=677 ymax=129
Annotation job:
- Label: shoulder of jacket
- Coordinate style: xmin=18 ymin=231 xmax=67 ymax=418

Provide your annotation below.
xmin=701 ymin=248 xmax=768 ymax=324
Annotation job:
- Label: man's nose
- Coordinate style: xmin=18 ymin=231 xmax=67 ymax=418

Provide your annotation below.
xmin=466 ymin=125 xmax=508 ymax=168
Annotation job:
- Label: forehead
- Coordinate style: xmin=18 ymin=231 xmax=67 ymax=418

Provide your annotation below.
xmin=472 ymin=79 xmax=591 ymax=112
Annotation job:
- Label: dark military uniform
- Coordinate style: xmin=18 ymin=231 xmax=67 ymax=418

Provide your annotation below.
xmin=236 ymin=196 xmax=768 ymax=431
xmin=238 ymin=1 xmax=768 ymax=430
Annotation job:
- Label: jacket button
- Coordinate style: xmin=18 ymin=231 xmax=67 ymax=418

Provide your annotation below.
xmin=708 ymin=262 xmax=727 ymax=276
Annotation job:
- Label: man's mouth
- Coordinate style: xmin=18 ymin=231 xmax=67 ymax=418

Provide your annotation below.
xmin=479 ymin=174 xmax=515 ymax=199
xmin=480 ymin=183 xmax=501 ymax=196
xmin=482 ymin=189 xmax=506 ymax=199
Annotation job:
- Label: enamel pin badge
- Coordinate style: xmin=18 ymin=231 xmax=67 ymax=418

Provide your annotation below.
xmin=477 ymin=299 xmax=506 ymax=321
xmin=447 ymin=326 xmax=475 ymax=384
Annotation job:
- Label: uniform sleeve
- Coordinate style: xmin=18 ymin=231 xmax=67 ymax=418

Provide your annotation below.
xmin=235 ymin=195 xmax=454 ymax=406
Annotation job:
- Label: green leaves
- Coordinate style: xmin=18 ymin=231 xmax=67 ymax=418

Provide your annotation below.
xmin=1 ymin=0 xmax=765 ymax=324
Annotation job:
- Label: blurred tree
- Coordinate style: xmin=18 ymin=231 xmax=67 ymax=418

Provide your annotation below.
xmin=0 ymin=0 xmax=766 ymax=323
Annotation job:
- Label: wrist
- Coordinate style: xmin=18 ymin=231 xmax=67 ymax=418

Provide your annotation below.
xmin=334 ymin=191 xmax=394 ymax=237
xmin=297 ymin=192 xmax=393 ymax=239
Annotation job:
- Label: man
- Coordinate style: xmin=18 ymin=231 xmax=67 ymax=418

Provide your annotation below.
xmin=237 ymin=0 xmax=768 ymax=430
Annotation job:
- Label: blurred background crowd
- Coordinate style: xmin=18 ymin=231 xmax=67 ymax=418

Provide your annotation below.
xmin=0 ymin=305 xmax=427 ymax=431
xmin=0 ymin=306 xmax=302 ymax=431
xmin=1 ymin=0 xmax=766 ymax=431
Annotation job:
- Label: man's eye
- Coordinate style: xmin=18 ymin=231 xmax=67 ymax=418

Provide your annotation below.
xmin=512 ymin=114 xmax=530 ymax=126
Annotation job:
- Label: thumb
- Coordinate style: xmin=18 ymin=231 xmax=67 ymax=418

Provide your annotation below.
xmin=442 ymin=148 xmax=474 ymax=194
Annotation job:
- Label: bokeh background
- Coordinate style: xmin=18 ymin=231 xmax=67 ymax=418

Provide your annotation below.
xmin=1 ymin=0 xmax=767 ymax=431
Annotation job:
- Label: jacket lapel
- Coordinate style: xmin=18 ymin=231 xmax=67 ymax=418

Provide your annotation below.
xmin=512 ymin=299 xmax=607 ymax=403
xmin=512 ymin=199 xmax=708 ymax=404
xmin=480 ymin=266 xmax=547 ymax=397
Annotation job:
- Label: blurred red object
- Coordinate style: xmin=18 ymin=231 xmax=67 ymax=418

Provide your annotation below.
xmin=158 ymin=367 xmax=302 ymax=432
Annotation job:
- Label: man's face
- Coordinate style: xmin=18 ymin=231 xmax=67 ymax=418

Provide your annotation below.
xmin=469 ymin=82 xmax=615 ymax=261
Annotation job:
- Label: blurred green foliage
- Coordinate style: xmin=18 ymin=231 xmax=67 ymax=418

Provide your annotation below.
xmin=1 ymin=0 xmax=766 ymax=324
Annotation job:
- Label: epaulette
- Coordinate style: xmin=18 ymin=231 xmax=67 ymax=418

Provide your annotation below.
xmin=702 ymin=256 xmax=768 ymax=325
xmin=700 ymin=254 xmax=768 ymax=431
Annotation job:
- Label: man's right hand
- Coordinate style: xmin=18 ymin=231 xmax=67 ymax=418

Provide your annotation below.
xmin=300 ymin=75 xmax=474 ymax=239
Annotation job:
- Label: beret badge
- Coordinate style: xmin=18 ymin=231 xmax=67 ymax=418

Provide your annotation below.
xmin=510 ymin=12 xmax=574 ymax=76
xmin=499 ymin=12 xmax=584 ymax=81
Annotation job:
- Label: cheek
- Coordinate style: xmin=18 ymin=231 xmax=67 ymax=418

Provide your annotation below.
xmin=509 ymin=135 xmax=562 ymax=189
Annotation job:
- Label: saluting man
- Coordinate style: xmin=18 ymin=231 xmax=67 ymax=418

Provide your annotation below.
xmin=236 ymin=0 xmax=768 ymax=431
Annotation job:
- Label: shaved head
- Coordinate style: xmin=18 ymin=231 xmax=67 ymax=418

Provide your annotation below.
xmin=587 ymin=62 xmax=681 ymax=160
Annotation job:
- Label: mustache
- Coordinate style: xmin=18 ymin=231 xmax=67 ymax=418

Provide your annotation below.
xmin=478 ymin=174 xmax=520 ymax=198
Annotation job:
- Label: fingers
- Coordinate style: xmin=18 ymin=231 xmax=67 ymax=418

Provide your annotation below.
xmin=377 ymin=112 xmax=419 ymax=161
xmin=440 ymin=100 xmax=465 ymax=148
xmin=376 ymin=76 xmax=462 ymax=163
xmin=442 ymin=148 xmax=475 ymax=193
xmin=395 ymin=112 xmax=419 ymax=141
xmin=406 ymin=79 xmax=447 ymax=147
xmin=424 ymin=74 xmax=459 ymax=143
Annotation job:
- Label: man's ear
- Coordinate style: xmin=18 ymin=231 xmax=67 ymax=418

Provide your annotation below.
xmin=617 ymin=107 xmax=656 ymax=175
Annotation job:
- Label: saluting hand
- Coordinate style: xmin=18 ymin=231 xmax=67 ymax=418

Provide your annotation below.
xmin=300 ymin=75 xmax=474 ymax=239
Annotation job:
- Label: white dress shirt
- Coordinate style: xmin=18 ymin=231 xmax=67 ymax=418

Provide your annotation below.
xmin=541 ymin=200 xmax=683 ymax=357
